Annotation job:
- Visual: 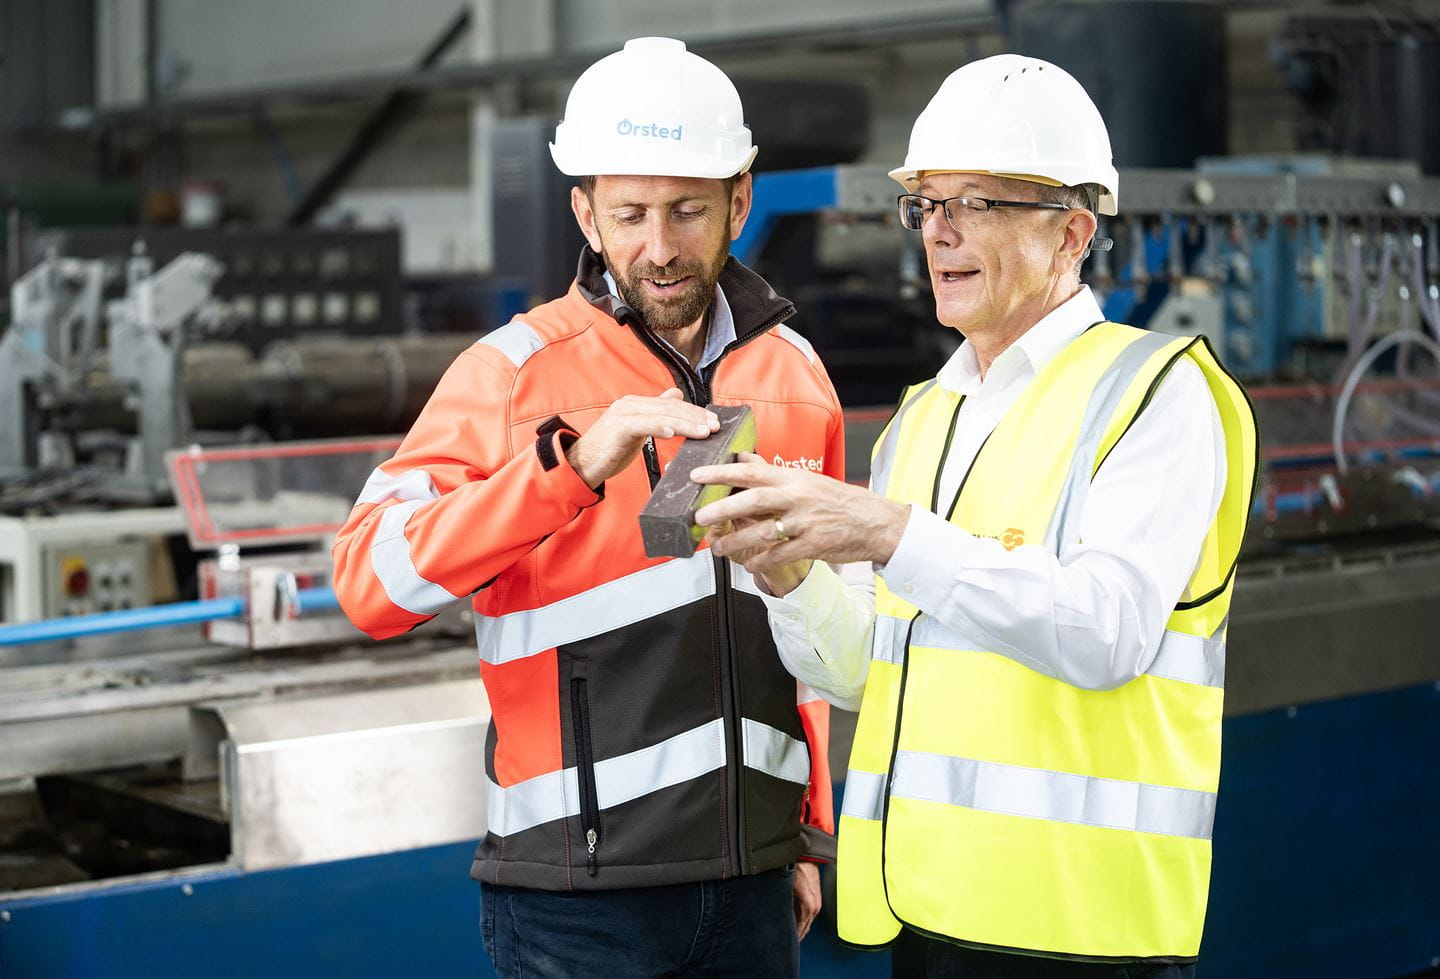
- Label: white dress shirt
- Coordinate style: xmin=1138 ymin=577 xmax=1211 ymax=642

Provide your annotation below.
xmin=760 ymin=287 xmax=1227 ymax=711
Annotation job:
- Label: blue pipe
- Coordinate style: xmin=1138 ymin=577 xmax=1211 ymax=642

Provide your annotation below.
xmin=295 ymin=587 xmax=341 ymax=615
xmin=0 ymin=587 xmax=341 ymax=647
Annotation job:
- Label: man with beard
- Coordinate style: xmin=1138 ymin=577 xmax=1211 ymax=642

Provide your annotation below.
xmin=332 ymin=37 xmax=845 ymax=978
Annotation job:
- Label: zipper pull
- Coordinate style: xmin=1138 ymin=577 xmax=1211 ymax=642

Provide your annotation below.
xmin=586 ymin=827 xmax=599 ymax=877
xmin=642 ymin=437 xmax=661 ymax=490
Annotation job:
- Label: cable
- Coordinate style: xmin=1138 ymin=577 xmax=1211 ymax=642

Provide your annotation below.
xmin=1332 ymin=329 xmax=1440 ymax=474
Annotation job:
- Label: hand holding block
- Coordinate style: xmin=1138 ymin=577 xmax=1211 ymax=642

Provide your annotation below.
xmin=639 ymin=404 xmax=756 ymax=558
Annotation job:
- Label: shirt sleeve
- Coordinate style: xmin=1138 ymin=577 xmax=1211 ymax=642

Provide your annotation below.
xmin=880 ymin=359 xmax=1226 ymax=691
xmin=759 ymin=560 xmax=876 ymax=711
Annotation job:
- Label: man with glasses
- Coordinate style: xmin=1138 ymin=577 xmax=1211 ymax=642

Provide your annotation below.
xmin=333 ymin=37 xmax=843 ymax=978
xmin=690 ymin=54 xmax=1258 ymax=977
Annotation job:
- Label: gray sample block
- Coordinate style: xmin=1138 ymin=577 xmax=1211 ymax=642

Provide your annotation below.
xmin=639 ymin=404 xmax=756 ymax=558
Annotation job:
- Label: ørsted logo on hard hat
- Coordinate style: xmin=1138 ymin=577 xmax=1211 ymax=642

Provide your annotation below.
xmin=616 ymin=118 xmax=684 ymax=141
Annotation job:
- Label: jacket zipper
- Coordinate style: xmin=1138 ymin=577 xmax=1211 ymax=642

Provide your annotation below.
xmin=570 ymin=677 xmax=602 ymax=877
xmin=712 ymin=552 xmax=746 ymax=877
xmin=642 ymin=437 xmax=661 ymax=490
xmin=620 ymin=301 xmax=794 ymax=880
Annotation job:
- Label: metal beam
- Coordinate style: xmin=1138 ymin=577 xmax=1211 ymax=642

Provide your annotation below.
xmin=283 ymin=7 xmax=472 ymax=226
xmin=56 ymin=10 xmax=997 ymax=131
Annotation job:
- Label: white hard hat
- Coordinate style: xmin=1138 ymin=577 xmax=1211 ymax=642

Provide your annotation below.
xmin=890 ymin=54 xmax=1120 ymax=216
xmin=550 ymin=37 xmax=758 ymax=179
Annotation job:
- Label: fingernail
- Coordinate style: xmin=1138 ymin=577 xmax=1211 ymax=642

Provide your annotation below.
xmin=660 ymin=427 xmax=674 ymax=438
xmin=706 ymin=413 xmax=719 ymax=427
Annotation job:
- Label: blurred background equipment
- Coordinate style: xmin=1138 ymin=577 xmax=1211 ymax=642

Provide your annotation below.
xmin=2 ymin=1 xmax=1438 ymax=977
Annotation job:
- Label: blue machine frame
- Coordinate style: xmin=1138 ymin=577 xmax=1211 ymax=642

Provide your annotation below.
xmin=5 ymin=683 xmax=1436 ymax=977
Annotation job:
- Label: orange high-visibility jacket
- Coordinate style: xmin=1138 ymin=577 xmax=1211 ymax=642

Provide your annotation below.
xmin=333 ymin=249 xmax=843 ymax=890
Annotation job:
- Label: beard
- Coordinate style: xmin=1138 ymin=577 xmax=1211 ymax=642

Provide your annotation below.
xmin=613 ymin=245 xmax=730 ymax=335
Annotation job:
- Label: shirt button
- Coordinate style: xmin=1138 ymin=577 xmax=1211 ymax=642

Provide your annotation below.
xmin=903 ymin=584 xmax=914 ymax=594
xmin=788 ymin=613 xmax=801 ymax=622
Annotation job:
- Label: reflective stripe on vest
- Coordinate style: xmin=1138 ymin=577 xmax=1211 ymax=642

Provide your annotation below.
xmin=842 ymin=753 xmax=1215 ymax=839
xmin=838 ymin=323 xmax=1258 ymax=959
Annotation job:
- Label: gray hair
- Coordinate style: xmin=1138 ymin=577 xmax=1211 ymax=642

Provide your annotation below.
xmin=1032 ymin=182 xmax=1101 ymax=277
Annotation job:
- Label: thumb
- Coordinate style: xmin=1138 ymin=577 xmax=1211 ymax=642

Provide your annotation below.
xmin=658 ymin=387 xmax=684 ymax=400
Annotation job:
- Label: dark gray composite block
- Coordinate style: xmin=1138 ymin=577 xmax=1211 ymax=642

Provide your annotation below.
xmin=639 ymin=404 xmax=756 ymax=558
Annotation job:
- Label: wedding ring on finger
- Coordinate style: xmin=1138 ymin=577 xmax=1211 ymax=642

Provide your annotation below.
xmin=773 ymin=518 xmax=788 ymax=542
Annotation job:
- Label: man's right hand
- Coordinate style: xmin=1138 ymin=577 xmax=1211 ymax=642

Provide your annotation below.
xmin=565 ymin=388 xmax=719 ymax=490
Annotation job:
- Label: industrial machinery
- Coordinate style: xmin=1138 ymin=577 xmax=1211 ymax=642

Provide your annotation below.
xmin=0 ymin=229 xmax=473 ymax=623
xmin=0 ymin=436 xmax=493 ymax=977
xmin=0 ymin=231 xmax=501 ymax=974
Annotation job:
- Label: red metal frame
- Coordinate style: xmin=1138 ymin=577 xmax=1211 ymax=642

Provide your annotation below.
xmin=166 ymin=438 xmax=402 ymax=549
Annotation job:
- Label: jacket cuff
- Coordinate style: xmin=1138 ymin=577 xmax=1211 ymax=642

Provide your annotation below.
xmin=799 ymin=823 xmax=837 ymax=864
xmin=534 ymin=415 xmax=603 ymax=507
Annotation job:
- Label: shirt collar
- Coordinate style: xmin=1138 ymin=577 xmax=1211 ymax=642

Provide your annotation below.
xmin=935 ymin=286 xmax=1106 ymax=395
xmin=603 ymin=269 xmax=737 ymax=371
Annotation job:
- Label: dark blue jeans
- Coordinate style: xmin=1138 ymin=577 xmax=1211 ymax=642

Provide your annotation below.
xmin=480 ymin=866 xmax=798 ymax=978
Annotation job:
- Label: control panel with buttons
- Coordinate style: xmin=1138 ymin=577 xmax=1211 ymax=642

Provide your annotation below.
xmin=42 ymin=542 xmax=153 ymax=618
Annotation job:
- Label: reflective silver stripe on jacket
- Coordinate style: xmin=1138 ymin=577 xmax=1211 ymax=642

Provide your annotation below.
xmin=371 ymin=500 xmax=465 ymax=615
xmin=477 ymin=318 xmax=544 ymax=368
xmin=355 ymin=467 xmax=439 ymax=507
xmin=889 ymin=750 xmax=1216 ymax=840
xmin=840 ymin=768 xmax=887 ymax=822
xmin=774 ymin=324 xmax=817 ymax=364
xmin=729 ymin=562 xmax=766 ymax=600
xmin=486 ymin=718 xmax=727 ymax=836
xmin=741 ymin=719 xmax=811 ymax=785
xmin=1046 ymin=329 xmax=1183 ymax=554
xmin=473 ymin=552 xmax=713 ymax=665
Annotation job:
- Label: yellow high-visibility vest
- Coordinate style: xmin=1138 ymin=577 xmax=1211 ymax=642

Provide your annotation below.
xmin=837 ymin=323 xmax=1259 ymax=960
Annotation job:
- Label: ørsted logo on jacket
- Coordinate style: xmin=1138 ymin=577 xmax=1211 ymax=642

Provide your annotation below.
xmin=616 ymin=118 xmax=684 ymax=141
xmin=1002 ymin=528 xmax=1025 ymax=550
xmin=773 ymin=454 xmax=824 ymax=472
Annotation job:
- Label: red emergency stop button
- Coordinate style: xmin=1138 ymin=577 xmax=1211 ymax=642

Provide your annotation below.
xmin=64 ymin=565 xmax=91 ymax=597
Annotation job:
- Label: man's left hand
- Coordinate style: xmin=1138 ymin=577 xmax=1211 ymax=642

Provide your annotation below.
xmin=693 ymin=455 xmax=909 ymax=575
xmin=793 ymin=861 xmax=822 ymax=941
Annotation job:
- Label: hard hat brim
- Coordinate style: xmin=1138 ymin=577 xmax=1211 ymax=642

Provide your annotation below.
xmin=888 ymin=165 xmax=1119 ymax=216
xmin=551 ymin=143 xmax=757 ymax=181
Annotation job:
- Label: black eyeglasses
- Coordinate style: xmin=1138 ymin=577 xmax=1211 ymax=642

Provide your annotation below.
xmin=897 ymin=194 xmax=1073 ymax=233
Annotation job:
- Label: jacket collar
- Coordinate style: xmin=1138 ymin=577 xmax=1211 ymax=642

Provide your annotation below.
xmin=574 ymin=245 xmax=795 ymax=344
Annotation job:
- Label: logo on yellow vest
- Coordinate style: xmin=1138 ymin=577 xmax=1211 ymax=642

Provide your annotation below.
xmin=1002 ymin=528 xmax=1025 ymax=550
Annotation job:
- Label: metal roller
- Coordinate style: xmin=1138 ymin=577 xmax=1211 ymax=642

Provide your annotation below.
xmin=256 ymin=334 xmax=475 ymax=437
xmin=59 ymin=335 xmax=473 ymax=439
